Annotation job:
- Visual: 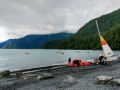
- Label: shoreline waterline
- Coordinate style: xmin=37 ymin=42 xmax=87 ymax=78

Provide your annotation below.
xmin=10 ymin=64 xmax=67 ymax=74
xmin=0 ymin=49 xmax=120 ymax=72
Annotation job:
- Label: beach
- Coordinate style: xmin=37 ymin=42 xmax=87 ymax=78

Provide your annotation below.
xmin=0 ymin=61 xmax=120 ymax=90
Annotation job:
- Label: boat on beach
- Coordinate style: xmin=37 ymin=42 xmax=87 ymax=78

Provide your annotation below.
xmin=95 ymin=20 xmax=118 ymax=61
xmin=68 ymin=20 xmax=119 ymax=67
xmin=67 ymin=58 xmax=91 ymax=67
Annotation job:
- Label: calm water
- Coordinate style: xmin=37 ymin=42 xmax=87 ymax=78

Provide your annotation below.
xmin=0 ymin=49 xmax=120 ymax=71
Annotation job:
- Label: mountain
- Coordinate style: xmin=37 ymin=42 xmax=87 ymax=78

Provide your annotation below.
xmin=0 ymin=39 xmax=16 ymax=48
xmin=1 ymin=32 xmax=73 ymax=49
xmin=2 ymin=9 xmax=120 ymax=49
xmin=43 ymin=8 xmax=120 ymax=50
xmin=74 ymin=8 xmax=120 ymax=38
xmin=42 ymin=39 xmax=61 ymax=49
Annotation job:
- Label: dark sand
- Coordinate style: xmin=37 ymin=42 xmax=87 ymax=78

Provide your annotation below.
xmin=0 ymin=61 xmax=120 ymax=90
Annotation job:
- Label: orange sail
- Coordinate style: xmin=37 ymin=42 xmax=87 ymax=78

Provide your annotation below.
xmin=100 ymin=36 xmax=107 ymax=45
xmin=96 ymin=20 xmax=118 ymax=61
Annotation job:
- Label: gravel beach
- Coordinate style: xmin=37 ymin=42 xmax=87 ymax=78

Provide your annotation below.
xmin=0 ymin=61 xmax=120 ymax=90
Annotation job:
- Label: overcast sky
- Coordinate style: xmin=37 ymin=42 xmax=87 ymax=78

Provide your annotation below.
xmin=0 ymin=0 xmax=120 ymax=42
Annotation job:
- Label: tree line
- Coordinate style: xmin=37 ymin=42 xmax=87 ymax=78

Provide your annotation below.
xmin=42 ymin=24 xmax=120 ymax=50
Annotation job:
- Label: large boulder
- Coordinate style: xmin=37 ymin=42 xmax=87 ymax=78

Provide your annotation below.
xmin=96 ymin=75 xmax=113 ymax=84
xmin=63 ymin=75 xmax=76 ymax=84
xmin=37 ymin=73 xmax=54 ymax=80
xmin=108 ymin=79 xmax=120 ymax=86
xmin=0 ymin=70 xmax=10 ymax=78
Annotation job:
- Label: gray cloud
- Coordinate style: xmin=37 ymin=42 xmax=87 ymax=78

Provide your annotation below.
xmin=0 ymin=0 xmax=120 ymax=42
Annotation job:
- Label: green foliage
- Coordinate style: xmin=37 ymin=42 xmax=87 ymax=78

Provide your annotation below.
xmin=74 ymin=9 xmax=120 ymax=38
xmin=57 ymin=24 xmax=120 ymax=50
xmin=42 ymin=40 xmax=61 ymax=49
xmin=43 ymin=24 xmax=120 ymax=50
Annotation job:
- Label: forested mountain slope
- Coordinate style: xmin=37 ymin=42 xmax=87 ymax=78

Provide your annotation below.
xmin=1 ymin=32 xmax=73 ymax=49
xmin=43 ymin=9 xmax=120 ymax=50
xmin=0 ymin=39 xmax=16 ymax=48
xmin=74 ymin=8 xmax=120 ymax=38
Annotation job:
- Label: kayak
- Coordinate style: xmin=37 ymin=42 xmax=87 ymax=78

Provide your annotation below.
xmin=67 ymin=59 xmax=90 ymax=67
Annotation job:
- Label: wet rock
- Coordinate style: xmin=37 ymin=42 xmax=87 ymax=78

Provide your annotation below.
xmin=63 ymin=75 xmax=76 ymax=84
xmin=15 ymin=72 xmax=23 ymax=78
xmin=96 ymin=75 xmax=113 ymax=84
xmin=24 ymin=74 xmax=37 ymax=80
xmin=0 ymin=70 xmax=10 ymax=78
xmin=37 ymin=73 xmax=54 ymax=80
xmin=108 ymin=79 xmax=120 ymax=86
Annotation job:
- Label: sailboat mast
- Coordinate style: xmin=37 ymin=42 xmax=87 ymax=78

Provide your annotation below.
xmin=95 ymin=20 xmax=101 ymax=36
xmin=95 ymin=20 xmax=117 ymax=60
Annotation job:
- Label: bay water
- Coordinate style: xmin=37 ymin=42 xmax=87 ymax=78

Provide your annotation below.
xmin=0 ymin=49 xmax=120 ymax=71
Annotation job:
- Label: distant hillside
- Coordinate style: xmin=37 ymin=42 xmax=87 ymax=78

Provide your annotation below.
xmin=42 ymin=39 xmax=61 ymax=49
xmin=0 ymin=39 xmax=16 ymax=48
xmin=43 ymin=8 xmax=120 ymax=50
xmin=74 ymin=8 xmax=120 ymax=38
xmin=1 ymin=32 xmax=73 ymax=49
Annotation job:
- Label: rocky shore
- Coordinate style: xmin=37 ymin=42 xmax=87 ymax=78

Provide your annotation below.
xmin=0 ymin=61 xmax=120 ymax=90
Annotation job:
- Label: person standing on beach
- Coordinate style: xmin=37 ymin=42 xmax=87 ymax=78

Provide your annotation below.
xmin=99 ymin=56 xmax=107 ymax=65
xmin=68 ymin=57 xmax=71 ymax=63
xmin=99 ymin=56 xmax=104 ymax=65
